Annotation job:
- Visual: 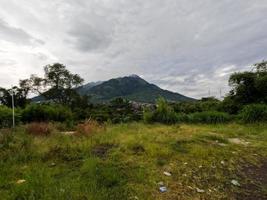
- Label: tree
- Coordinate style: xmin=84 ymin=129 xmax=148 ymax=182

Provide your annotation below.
xmin=224 ymin=60 xmax=267 ymax=112
xmin=27 ymin=63 xmax=84 ymax=105
xmin=0 ymin=84 xmax=29 ymax=108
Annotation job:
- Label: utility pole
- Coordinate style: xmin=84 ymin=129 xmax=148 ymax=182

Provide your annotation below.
xmin=11 ymin=88 xmax=15 ymax=128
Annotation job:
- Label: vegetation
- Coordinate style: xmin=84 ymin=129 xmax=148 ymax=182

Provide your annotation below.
xmin=0 ymin=123 xmax=267 ymax=199
xmin=77 ymin=75 xmax=194 ymax=103
xmin=239 ymin=104 xmax=267 ymax=123
xmin=187 ymin=111 xmax=231 ymax=124
xmin=0 ymin=61 xmax=267 ymax=199
xmin=0 ymin=106 xmax=17 ymax=127
xmin=21 ymin=104 xmax=73 ymax=123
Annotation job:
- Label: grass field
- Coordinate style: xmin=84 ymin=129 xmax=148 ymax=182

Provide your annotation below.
xmin=0 ymin=123 xmax=267 ymax=200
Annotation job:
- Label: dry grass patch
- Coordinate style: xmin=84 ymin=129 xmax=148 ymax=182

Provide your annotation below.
xmin=75 ymin=119 xmax=103 ymax=137
xmin=26 ymin=122 xmax=54 ymax=136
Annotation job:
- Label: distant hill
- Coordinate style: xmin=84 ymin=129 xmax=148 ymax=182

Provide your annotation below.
xmin=78 ymin=75 xmax=194 ymax=103
xmin=32 ymin=75 xmax=194 ymax=103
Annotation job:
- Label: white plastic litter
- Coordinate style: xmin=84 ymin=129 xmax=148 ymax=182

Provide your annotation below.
xmin=196 ymin=188 xmax=205 ymax=193
xmin=163 ymin=171 xmax=172 ymax=176
xmin=159 ymin=186 xmax=167 ymax=193
xmin=231 ymin=180 xmax=240 ymax=186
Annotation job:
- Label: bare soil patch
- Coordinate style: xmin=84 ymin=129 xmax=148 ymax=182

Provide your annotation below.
xmin=236 ymin=158 xmax=267 ymax=200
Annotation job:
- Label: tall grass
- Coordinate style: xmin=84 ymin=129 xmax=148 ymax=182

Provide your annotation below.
xmin=239 ymin=104 xmax=267 ymax=123
xmin=188 ymin=111 xmax=231 ymax=124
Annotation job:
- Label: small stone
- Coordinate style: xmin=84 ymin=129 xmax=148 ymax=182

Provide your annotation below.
xmin=184 ymin=162 xmax=188 ymax=165
xmin=196 ymin=188 xmax=205 ymax=193
xmin=220 ymin=161 xmax=225 ymax=165
xmin=163 ymin=171 xmax=172 ymax=176
xmin=16 ymin=179 xmax=26 ymax=184
xmin=231 ymin=180 xmax=240 ymax=186
xmin=158 ymin=181 xmax=164 ymax=186
xmin=199 ymin=165 xmax=202 ymax=168
xmin=187 ymin=186 xmax=193 ymax=190
xmin=49 ymin=162 xmax=56 ymax=167
xmin=159 ymin=186 xmax=167 ymax=193
xmin=60 ymin=188 xmax=65 ymax=192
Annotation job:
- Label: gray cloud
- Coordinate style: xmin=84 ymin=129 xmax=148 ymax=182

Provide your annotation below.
xmin=0 ymin=19 xmax=44 ymax=46
xmin=68 ymin=21 xmax=113 ymax=52
xmin=0 ymin=0 xmax=266 ymax=98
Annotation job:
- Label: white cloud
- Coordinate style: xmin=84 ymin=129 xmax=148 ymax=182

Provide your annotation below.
xmin=0 ymin=0 xmax=266 ymax=98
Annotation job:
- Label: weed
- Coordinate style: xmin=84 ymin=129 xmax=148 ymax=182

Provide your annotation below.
xmin=76 ymin=120 xmax=102 ymax=137
xmin=26 ymin=122 xmax=53 ymax=136
xmin=91 ymin=143 xmax=116 ymax=158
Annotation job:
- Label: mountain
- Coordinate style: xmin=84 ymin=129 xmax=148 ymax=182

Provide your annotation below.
xmin=78 ymin=75 xmax=194 ymax=103
xmin=76 ymin=81 xmax=103 ymax=94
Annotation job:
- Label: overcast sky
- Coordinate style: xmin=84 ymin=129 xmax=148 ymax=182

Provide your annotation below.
xmin=0 ymin=0 xmax=266 ymax=98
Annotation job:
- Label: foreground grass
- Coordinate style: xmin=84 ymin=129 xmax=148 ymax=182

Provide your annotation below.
xmin=0 ymin=123 xmax=267 ymax=200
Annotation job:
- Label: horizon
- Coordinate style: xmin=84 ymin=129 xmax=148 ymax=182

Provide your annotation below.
xmin=0 ymin=1 xmax=266 ymax=99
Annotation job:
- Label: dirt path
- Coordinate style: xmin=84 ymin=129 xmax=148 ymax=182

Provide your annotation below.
xmin=236 ymin=158 xmax=267 ymax=200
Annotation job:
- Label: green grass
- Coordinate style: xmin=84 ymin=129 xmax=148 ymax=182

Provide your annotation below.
xmin=0 ymin=123 xmax=267 ymax=200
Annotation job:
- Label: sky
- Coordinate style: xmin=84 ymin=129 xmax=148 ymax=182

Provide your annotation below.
xmin=0 ymin=0 xmax=266 ymax=99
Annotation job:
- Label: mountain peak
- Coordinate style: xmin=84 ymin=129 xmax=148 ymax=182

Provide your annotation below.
xmin=128 ymin=74 xmax=141 ymax=78
xmin=80 ymin=75 xmax=194 ymax=103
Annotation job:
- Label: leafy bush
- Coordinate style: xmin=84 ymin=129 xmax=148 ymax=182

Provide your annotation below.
xmin=173 ymin=97 xmax=221 ymax=114
xmin=21 ymin=104 xmax=73 ymax=122
xmin=0 ymin=106 xmax=20 ymax=128
xmin=239 ymin=104 xmax=267 ymax=123
xmin=143 ymin=108 xmax=154 ymax=123
xmin=188 ymin=111 xmax=231 ymax=124
xmin=143 ymin=97 xmax=179 ymax=124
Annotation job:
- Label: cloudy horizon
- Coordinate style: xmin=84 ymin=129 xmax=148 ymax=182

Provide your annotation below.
xmin=0 ymin=0 xmax=266 ymax=99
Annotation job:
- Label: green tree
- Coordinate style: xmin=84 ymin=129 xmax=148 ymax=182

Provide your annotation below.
xmin=0 ymin=79 xmax=31 ymax=108
xmin=226 ymin=60 xmax=267 ymax=107
xmin=27 ymin=63 xmax=84 ymax=105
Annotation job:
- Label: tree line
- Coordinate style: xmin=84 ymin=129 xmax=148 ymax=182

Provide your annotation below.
xmin=0 ymin=61 xmax=267 ymax=127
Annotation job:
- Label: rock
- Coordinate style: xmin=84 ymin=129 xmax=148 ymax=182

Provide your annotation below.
xmin=49 ymin=162 xmax=56 ymax=167
xmin=159 ymin=186 xmax=167 ymax=193
xmin=220 ymin=161 xmax=225 ymax=165
xmin=196 ymin=188 xmax=205 ymax=193
xmin=184 ymin=162 xmax=188 ymax=165
xmin=61 ymin=131 xmax=76 ymax=135
xmin=60 ymin=188 xmax=65 ymax=192
xmin=16 ymin=179 xmax=26 ymax=184
xmin=163 ymin=171 xmax=172 ymax=176
xmin=231 ymin=180 xmax=240 ymax=186
xmin=228 ymin=138 xmax=249 ymax=146
xmin=158 ymin=181 xmax=164 ymax=186
xmin=187 ymin=186 xmax=193 ymax=190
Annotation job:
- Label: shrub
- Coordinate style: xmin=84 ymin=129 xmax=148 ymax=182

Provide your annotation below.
xmin=188 ymin=111 xmax=231 ymax=124
xmin=75 ymin=120 xmax=101 ymax=136
xmin=26 ymin=122 xmax=53 ymax=136
xmin=239 ymin=104 xmax=267 ymax=123
xmin=21 ymin=104 xmax=73 ymax=123
xmin=143 ymin=108 xmax=154 ymax=123
xmin=0 ymin=106 xmax=20 ymax=128
xmin=0 ymin=106 xmax=13 ymax=127
xmin=144 ymin=97 xmax=179 ymax=124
